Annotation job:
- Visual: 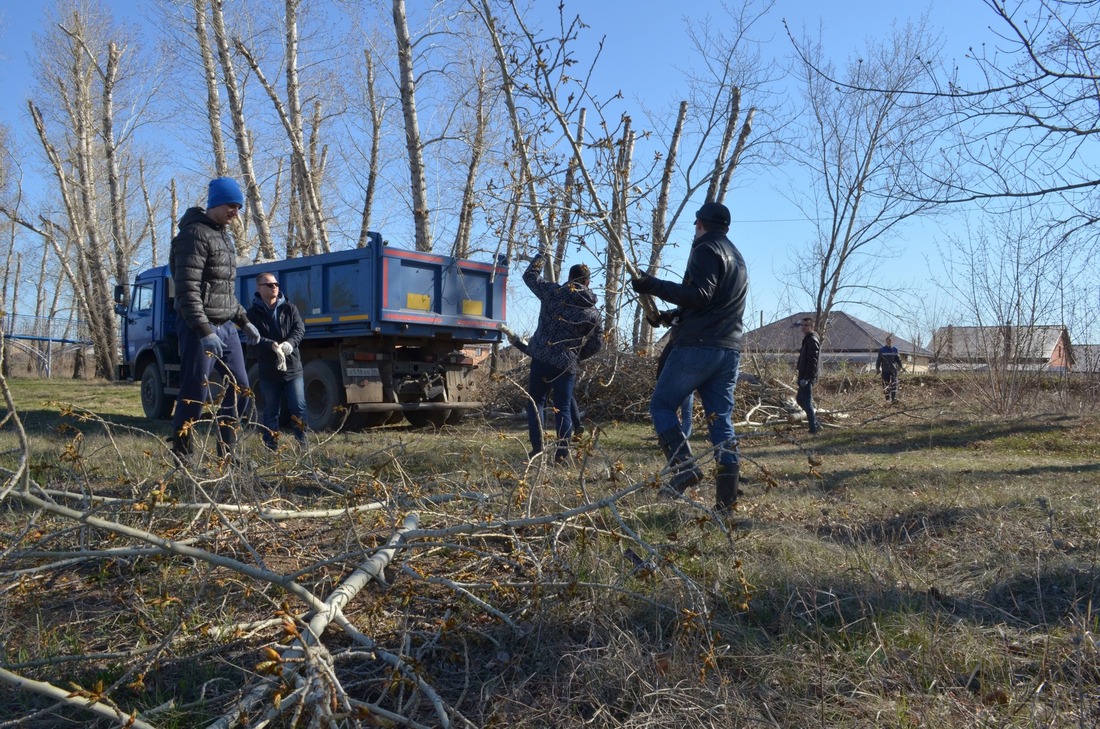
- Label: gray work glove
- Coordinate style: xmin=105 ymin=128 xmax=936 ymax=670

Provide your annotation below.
xmin=200 ymin=333 xmax=224 ymax=359
xmin=242 ymin=322 xmax=261 ymax=346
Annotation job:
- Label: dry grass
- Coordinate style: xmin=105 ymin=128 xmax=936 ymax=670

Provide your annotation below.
xmin=1 ymin=370 xmax=1099 ymax=727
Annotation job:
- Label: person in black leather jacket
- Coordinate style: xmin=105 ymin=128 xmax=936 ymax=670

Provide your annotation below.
xmin=169 ymin=177 xmax=261 ymax=460
xmin=796 ymin=317 xmax=821 ymax=433
xmin=632 ymin=201 xmax=748 ymax=513
xmin=247 ymin=273 xmax=307 ymax=450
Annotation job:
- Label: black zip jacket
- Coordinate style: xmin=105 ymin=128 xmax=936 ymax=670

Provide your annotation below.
xmin=797 ymin=332 xmax=821 ymax=383
xmin=247 ymin=292 xmax=306 ymax=382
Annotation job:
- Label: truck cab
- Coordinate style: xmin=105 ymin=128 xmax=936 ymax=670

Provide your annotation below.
xmin=114 ymin=266 xmax=179 ymax=419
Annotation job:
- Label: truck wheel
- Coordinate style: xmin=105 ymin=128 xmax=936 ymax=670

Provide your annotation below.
xmin=444 ymin=409 xmax=466 ymax=426
xmin=404 ymin=394 xmax=449 ymax=429
xmin=303 ymin=359 xmax=345 ymax=431
xmin=141 ymin=365 xmax=174 ymax=420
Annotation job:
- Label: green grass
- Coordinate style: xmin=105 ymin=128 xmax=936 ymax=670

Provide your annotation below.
xmin=2 ymin=375 xmax=1100 ymax=727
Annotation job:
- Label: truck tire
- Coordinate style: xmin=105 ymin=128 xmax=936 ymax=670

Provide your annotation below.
xmin=141 ymin=365 xmax=174 ymax=420
xmin=303 ymin=359 xmax=345 ymax=431
xmin=404 ymin=393 xmax=450 ymax=429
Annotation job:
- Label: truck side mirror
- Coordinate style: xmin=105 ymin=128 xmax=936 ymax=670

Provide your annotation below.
xmin=113 ymin=284 xmax=125 ymax=304
xmin=114 ymin=302 xmax=128 ymax=316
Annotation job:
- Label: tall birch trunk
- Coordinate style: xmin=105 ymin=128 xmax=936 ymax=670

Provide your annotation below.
xmin=392 ymin=0 xmax=432 ymax=251
xmin=193 ymin=0 xmax=228 ymax=177
xmin=210 ymin=0 xmax=272 ymax=258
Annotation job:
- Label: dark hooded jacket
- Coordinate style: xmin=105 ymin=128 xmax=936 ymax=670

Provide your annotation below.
xmin=247 ymin=291 xmax=306 ymax=382
xmin=523 ymin=256 xmax=603 ymax=374
xmin=169 ymin=207 xmax=249 ymax=337
xmin=634 ymin=230 xmax=747 ymax=350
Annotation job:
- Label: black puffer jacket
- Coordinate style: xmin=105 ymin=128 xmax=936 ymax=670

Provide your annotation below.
xmin=636 ymin=230 xmax=747 ymax=350
xmin=169 ymin=207 xmax=249 ymax=337
xmin=523 ymin=257 xmax=603 ymax=374
xmin=247 ymin=292 xmax=306 ymax=382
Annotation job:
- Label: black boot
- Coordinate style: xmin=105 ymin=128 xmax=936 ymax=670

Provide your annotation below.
xmin=657 ymin=428 xmax=703 ymax=494
xmin=169 ymin=431 xmax=192 ymax=465
xmin=716 ymin=463 xmax=740 ymax=515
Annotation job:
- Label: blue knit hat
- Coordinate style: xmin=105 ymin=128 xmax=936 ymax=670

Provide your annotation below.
xmin=207 ymin=177 xmax=245 ymax=210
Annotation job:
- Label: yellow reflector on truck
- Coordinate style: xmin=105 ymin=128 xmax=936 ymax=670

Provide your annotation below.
xmin=406 ymin=293 xmax=431 ymax=311
xmin=462 ymin=299 xmax=484 ymax=316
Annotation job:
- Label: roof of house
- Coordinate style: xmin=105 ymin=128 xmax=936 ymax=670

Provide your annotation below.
xmin=1071 ymin=344 xmax=1100 ymax=372
xmin=742 ymin=311 xmax=932 ymax=356
xmin=930 ymin=325 xmax=1068 ymax=361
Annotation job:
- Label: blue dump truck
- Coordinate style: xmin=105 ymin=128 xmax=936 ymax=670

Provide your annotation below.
xmin=114 ymin=232 xmax=508 ymax=430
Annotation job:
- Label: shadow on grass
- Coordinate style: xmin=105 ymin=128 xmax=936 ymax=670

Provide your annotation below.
xmin=1 ymin=407 xmax=171 ymax=441
xmin=822 ymin=416 xmax=1090 ymax=457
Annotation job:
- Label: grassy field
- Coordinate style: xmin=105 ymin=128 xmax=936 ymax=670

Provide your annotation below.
xmin=1 ymin=375 xmax=1099 ymax=727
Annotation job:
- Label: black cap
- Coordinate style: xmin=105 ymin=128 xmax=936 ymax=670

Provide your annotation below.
xmin=695 ymin=201 xmax=731 ymax=226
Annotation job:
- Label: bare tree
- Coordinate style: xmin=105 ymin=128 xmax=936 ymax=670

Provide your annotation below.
xmin=208 ymin=0 xmax=274 ymax=258
xmin=355 ymin=46 xmax=386 ymax=248
xmin=934 ymin=205 xmax=1083 ymax=413
xmin=785 ymin=18 xmax=949 ymax=337
xmin=391 ymin=0 xmax=433 ymax=252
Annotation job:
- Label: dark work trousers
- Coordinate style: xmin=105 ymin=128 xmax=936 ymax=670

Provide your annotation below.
xmin=526 ymin=358 xmax=575 ymax=460
xmin=172 ymin=319 xmax=252 ymax=452
xmin=796 ymin=380 xmax=819 ymax=433
xmin=881 ymin=373 xmax=899 ymax=402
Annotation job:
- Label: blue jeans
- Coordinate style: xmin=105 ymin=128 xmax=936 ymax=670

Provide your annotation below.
xmin=797 ymin=381 xmax=819 ymax=432
xmin=526 ymin=358 xmax=575 ymax=458
xmin=259 ymin=376 xmax=306 ymax=448
xmin=657 ymin=341 xmax=692 ymax=436
xmin=650 ymin=346 xmax=739 ymax=467
xmin=172 ymin=319 xmax=251 ymax=449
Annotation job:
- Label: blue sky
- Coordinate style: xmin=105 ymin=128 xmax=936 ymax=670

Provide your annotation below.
xmin=0 ymin=0 xmax=1022 ymax=345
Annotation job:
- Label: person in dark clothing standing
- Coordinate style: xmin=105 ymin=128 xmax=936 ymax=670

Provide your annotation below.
xmin=523 ymin=254 xmax=603 ymax=463
xmin=505 ymin=329 xmax=584 ymax=436
xmin=632 ymin=201 xmax=748 ymax=514
xmin=169 ymin=177 xmax=261 ymax=460
xmin=796 ymin=317 xmax=821 ymax=434
xmin=876 ymin=334 xmax=903 ymax=403
xmin=247 ymin=272 xmax=307 ymax=450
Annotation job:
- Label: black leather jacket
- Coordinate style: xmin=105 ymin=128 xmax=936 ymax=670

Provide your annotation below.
xmin=640 ymin=231 xmax=747 ymax=350
xmin=169 ymin=207 xmax=249 ymax=336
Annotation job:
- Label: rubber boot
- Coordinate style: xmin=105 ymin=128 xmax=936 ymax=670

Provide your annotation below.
xmin=657 ymin=427 xmax=703 ymax=494
xmin=715 ymin=463 xmax=740 ymax=515
xmin=169 ymin=431 xmax=192 ymax=466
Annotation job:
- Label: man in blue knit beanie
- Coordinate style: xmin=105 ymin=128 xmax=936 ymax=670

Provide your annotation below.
xmin=167 ymin=177 xmax=260 ymax=463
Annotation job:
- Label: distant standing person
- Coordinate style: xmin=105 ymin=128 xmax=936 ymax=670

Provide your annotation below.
xmin=522 ymin=254 xmax=603 ymax=462
xmin=876 ymin=334 xmax=904 ymax=403
xmin=247 ymin=273 xmax=307 ymax=450
xmin=796 ymin=317 xmax=821 ymax=434
xmin=169 ymin=177 xmax=261 ymax=460
xmin=631 ymin=202 xmax=748 ymax=514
